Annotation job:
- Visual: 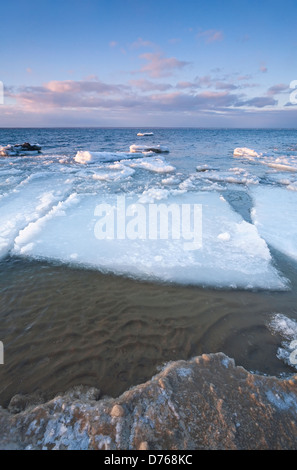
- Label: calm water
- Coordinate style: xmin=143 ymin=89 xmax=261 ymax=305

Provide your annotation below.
xmin=0 ymin=128 xmax=296 ymax=407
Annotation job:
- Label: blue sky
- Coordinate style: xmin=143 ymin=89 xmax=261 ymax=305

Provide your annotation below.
xmin=0 ymin=0 xmax=297 ymax=127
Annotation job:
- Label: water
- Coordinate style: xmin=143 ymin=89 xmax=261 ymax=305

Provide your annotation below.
xmin=0 ymin=128 xmax=297 ymax=407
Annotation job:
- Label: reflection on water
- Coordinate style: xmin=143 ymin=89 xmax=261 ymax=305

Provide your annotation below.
xmin=0 ymin=255 xmax=297 ymax=408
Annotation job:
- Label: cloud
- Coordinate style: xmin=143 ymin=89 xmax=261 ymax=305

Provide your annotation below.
xmin=241 ymin=34 xmax=250 ymax=43
xmin=237 ymin=74 xmax=253 ymax=81
xmin=215 ymin=82 xmax=238 ymax=91
xmin=148 ymin=90 xmax=241 ymax=111
xmin=129 ymin=79 xmax=172 ymax=92
xmin=109 ymin=41 xmax=118 ymax=48
xmin=176 ymin=76 xmax=238 ymax=92
xmin=168 ymin=38 xmax=181 ymax=44
xmin=138 ymin=52 xmax=190 ymax=78
xmin=259 ymin=65 xmax=268 ymax=73
xmin=235 ymin=96 xmax=277 ymax=108
xmin=267 ymin=83 xmax=289 ymax=96
xmin=8 ymin=79 xmax=132 ymax=110
xmin=130 ymin=37 xmax=155 ymax=49
xmin=197 ymin=29 xmax=224 ymax=44
xmin=176 ymin=76 xmax=212 ymax=89
xmin=5 ymin=74 xmax=282 ymax=125
xmin=44 ymin=80 xmax=127 ymax=95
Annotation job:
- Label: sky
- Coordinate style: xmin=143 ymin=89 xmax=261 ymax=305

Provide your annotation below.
xmin=0 ymin=0 xmax=297 ymax=127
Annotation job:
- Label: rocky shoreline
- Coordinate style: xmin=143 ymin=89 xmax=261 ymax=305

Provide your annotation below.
xmin=0 ymin=352 xmax=297 ymax=450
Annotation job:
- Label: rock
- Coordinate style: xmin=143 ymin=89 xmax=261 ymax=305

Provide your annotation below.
xmin=110 ymin=404 xmax=125 ymax=418
xmin=15 ymin=142 xmax=41 ymax=151
xmin=0 ymin=352 xmax=297 ymax=450
xmin=8 ymin=393 xmax=45 ymax=414
xmin=138 ymin=441 xmax=149 ymax=450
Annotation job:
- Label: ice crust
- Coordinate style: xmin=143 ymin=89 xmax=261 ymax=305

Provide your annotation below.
xmin=11 ymin=188 xmax=287 ymax=289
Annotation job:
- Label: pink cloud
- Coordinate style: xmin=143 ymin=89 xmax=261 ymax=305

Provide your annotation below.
xmin=259 ymin=65 xmax=268 ymax=73
xmin=197 ymin=29 xmax=224 ymax=44
xmin=139 ymin=52 xmax=190 ymax=78
xmin=267 ymin=83 xmax=289 ymax=96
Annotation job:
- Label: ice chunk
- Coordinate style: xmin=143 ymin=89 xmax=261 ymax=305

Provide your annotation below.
xmin=126 ymin=156 xmax=175 ymax=173
xmin=12 ymin=191 xmax=287 ymax=290
xmin=251 ymin=186 xmax=297 ymax=261
xmin=74 ymin=151 xmax=141 ymax=164
xmin=234 ymin=148 xmax=260 ymax=159
xmin=161 ymin=176 xmax=181 ymax=186
xmin=268 ymin=313 xmax=297 ymax=370
xmin=218 ymin=232 xmax=231 ymax=241
xmin=234 ymin=148 xmax=297 ymax=173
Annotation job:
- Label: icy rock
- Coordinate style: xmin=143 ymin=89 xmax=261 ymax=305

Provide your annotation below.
xmin=0 ymin=143 xmax=42 ymax=156
xmin=129 ymin=144 xmax=170 ymax=154
xmin=1 ymin=353 xmax=297 ymax=450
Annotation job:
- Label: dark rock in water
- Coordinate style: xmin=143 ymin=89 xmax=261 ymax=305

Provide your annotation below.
xmin=0 ymin=143 xmax=42 ymax=156
xmin=0 ymin=353 xmax=297 ymax=450
xmin=8 ymin=393 xmax=46 ymax=414
xmin=15 ymin=142 xmax=42 ymax=151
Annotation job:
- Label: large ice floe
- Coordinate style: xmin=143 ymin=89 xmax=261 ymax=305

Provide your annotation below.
xmin=251 ymin=186 xmax=297 ymax=262
xmin=10 ymin=185 xmax=287 ymax=289
xmin=234 ymin=147 xmax=297 ymax=173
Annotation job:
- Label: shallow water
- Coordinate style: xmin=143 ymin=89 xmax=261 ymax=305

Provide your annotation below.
xmin=0 ymin=128 xmax=297 ymax=406
xmin=0 ymin=253 xmax=297 ymax=407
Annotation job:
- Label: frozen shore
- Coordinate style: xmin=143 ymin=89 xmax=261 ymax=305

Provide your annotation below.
xmin=0 ymin=352 xmax=297 ymax=450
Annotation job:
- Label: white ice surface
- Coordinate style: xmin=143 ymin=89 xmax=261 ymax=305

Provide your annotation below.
xmin=234 ymin=147 xmax=297 ymax=173
xmin=74 ymin=151 xmax=142 ymax=164
xmin=251 ymin=186 xmax=297 ymax=261
xmin=0 ymin=173 xmax=73 ymax=258
xmin=12 ymin=190 xmax=287 ymax=289
xmin=269 ymin=313 xmax=297 ymax=370
xmin=125 ymin=156 xmax=175 ymax=173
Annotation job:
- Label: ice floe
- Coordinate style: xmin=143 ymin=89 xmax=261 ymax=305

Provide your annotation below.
xmin=125 ymin=156 xmax=175 ymax=174
xmin=251 ymin=186 xmax=297 ymax=261
xmin=234 ymin=147 xmax=297 ymax=173
xmin=12 ymin=190 xmax=287 ymax=290
xmin=74 ymin=151 xmax=140 ymax=164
